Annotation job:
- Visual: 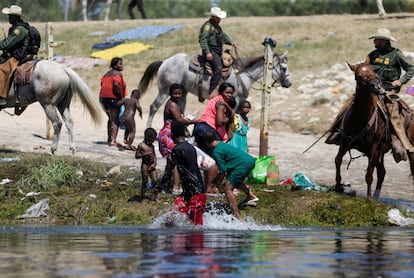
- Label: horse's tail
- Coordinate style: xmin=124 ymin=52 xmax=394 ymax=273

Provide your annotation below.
xmin=64 ymin=67 xmax=102 ymax=125
xmin=138 ymin=61 xmax=162 ymax=96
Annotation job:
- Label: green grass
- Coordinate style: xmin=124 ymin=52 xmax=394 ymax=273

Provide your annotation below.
xmin=0 ymin=150 xmax=408 ymax=226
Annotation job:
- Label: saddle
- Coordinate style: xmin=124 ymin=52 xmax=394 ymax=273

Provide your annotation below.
xmin=14 ymin=59 xmax=38 ymax=85
xmin=189 ymin=51 xmax=234 ymax=80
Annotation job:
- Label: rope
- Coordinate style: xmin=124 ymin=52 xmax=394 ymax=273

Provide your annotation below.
xmin=346 ymin=150 xmax=364 ymax=170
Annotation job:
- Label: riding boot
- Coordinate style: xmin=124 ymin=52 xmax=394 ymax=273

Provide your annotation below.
xmin=325 ymin=130 xmax=341 ymax=145
xmin=325 ymin=94 xmax=354 ymax=145
xmin=391 ymin=134 xmax=407 ymax=163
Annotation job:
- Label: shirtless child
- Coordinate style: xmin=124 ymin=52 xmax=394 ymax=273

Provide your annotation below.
xmin=135 ymin=128 xmax=158 ymax=202
xmin=117 ymin=89 xmax=143 ymax=150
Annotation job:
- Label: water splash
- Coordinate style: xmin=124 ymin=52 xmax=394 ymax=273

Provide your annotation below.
xmin=149 ymin=201 xmax=283 ymax=231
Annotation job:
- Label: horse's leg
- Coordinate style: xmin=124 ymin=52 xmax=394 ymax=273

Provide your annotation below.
xmin=58 ymin=103 xmax=75 ymax=155
xmin=146 ymin=88 xmax=169 ymax=128
xmin=366 ymin=149 xmax=381 ymax=199
xmin=334 ymin=145 xmax=347 ymax=193
xmin=42 ymin=104 xmax=63 ymax=154
xmin=373 ymin=155 xmax=386 ymax=200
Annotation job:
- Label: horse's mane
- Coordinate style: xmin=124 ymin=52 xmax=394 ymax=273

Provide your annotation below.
xmin=234 ymin=55 xmax=264 ymax=73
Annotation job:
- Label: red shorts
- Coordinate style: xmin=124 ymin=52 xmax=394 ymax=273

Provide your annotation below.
xmin=174 ymin=194 xmax=206 ymax=225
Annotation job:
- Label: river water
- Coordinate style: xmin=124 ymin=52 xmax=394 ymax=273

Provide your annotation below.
xmin=1 ymin=209 xmax=414 ymax=278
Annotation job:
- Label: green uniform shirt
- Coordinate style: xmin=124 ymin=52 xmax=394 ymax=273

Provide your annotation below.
xmin=368 ymin=46 xmax=414 ymax=85
xmin=199 ymin=19 xmax=232 ymax=54
xmin=0 ymin=24 xmax=29 ymax=58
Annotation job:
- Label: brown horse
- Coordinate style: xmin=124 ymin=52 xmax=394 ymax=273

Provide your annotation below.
xmin=333 ymin=61 xmax=414 ymax=200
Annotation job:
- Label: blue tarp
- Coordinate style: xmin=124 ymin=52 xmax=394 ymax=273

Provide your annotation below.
xmin=105 ymin=25 xmax=185 ymax=42
xmin=92 ymin=41 xmax=124 ymax=50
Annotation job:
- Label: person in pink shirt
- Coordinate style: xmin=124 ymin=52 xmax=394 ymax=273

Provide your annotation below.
xmin=193 ymin=82 xmax=235 ymax=194
xmin=193 ymin=82 xmax=235 ymax=153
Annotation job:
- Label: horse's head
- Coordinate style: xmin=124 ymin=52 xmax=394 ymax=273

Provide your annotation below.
xmin=272 ymin=51 xmax=292 ymax=88
xmin=347 ymin=61 xmax=386 ymax=95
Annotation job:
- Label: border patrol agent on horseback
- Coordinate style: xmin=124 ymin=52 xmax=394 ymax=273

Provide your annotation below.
xmin=0 ymin=5 xmax=30 ymax=107
xmin=199 ymin=6 xmax=236 ymax=101
xmin=327 ymin=28 xmax=414 ymax=162
xmin=368 ymin=28 xmax=414 ymax=161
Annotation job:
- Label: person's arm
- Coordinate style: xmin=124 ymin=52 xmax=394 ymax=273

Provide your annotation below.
xmin=0 ymin=26 xmax=28 ymax=50
xmin=135 ymin=143 xmax=144 ymax=159
xmin=222 ymin=31 xmax=236 ymax=48
xmin=116 ymin=98 xmax=125 ymax=107
xmin=397 ymin=51 xmax=414 ymax=85
xmin=199 ymin=21 xmax=212 ymax=54
xmin=112 ymin=80 xmax=122 ymax=99
xmin=169 ymin=102 xmax=198 ymax=125
xmin=135 ymin=99 xmax=143 ymax=119
xmin=215 ymin=102 xmax=232 ymax=127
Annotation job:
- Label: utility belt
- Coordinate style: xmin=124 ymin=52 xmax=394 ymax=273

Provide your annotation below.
xmin=382 ymin=81 xmax=400 ymax=93
xmin=210 ymin=47 xmax=223 ymax=55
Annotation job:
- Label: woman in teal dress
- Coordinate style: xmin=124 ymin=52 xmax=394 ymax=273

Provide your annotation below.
xmin=228 ymin=100 xmax=251 ymax=152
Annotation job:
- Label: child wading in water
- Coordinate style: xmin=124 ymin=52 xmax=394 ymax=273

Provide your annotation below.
xmin=117 ymin=89 xmax=143 ymax=150
xmin=134 ymin=127 xmax=159 ymax=202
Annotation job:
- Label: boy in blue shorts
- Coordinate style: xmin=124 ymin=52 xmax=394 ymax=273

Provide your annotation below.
xmin=204 ymin=131 xmax=258 ymax=220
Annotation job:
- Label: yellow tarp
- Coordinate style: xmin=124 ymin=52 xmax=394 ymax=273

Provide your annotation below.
xmin=91 ymin=42 xmax=154 ymax=61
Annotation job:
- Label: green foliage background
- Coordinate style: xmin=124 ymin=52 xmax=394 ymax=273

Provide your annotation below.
xmin=1 ymin=0 xmax=411 ymax=22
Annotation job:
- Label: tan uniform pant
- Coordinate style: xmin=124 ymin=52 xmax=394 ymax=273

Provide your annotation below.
xmin=387 ymin=98 xmax=414 ymax=152
xmin=0 ymin=57 xmax=18 ymax=98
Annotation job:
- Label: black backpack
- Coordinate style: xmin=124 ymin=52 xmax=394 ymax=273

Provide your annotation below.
xmin=27 ymin=25 xmax=41 ymax=55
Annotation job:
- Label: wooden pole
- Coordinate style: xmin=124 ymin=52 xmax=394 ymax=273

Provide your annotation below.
xmin=45 ymin=22 xmax=54 ymax=140
xmin=259 ymin=37 xmax=276 ymax=156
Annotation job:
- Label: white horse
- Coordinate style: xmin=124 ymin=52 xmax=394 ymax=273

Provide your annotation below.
xmin=138 ymin=52 xmax=292 ymax=127
xmin=1 ymin=60 xmax=102 ymax=154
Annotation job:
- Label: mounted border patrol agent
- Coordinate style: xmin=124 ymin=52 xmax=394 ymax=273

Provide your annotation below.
xmin=199 ymin=6 xmax=237 ymax=101
xmin=0 ymin=5 xmax=30 ymax=107
xmin=326 ymin=28 xmax=414 ymax=163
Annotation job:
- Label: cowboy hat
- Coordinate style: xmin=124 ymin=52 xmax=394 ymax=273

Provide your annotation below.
xmin=2 ymin=5 xmax=24 ymax=17
xmin=209 ymin=7 xmax=227 ymax=19
xmin=368 ymin=28 xmax=397 ymax=42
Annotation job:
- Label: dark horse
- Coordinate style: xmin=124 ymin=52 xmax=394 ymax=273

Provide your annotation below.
xmin=333 ymin=61 xmax=414 ymax=200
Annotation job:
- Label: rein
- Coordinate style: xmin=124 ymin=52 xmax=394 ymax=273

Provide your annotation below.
xmin=241 ymin=54 xmax=284 ymax=92
xmin=342 ymin=105 xmax=379 ymax=169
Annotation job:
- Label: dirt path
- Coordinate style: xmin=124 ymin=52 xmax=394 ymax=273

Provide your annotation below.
xmin=1 ymin=98 xmax=413 ymax=209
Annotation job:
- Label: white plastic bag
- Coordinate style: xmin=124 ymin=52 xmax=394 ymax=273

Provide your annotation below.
xmin=387 ymin=208 xmax=414 ymax=226
xmin=20 ymin=199 xmax=50 ymax=218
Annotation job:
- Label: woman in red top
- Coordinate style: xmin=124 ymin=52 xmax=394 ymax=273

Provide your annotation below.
xmin=99 ymin=57 xmax=127 ymax=146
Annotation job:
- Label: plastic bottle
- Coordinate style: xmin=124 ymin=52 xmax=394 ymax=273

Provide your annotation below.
xmin=266 ymin=160 xmax=280 ymax=186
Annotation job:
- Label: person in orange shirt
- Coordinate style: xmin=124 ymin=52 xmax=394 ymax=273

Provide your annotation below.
xmin=99 ymin=57 xmax=127 ymax=146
